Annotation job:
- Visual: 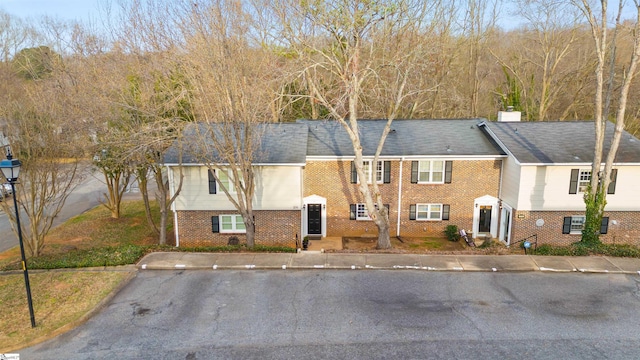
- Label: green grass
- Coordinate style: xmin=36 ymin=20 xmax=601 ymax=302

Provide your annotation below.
xmin=0 ymin=200 xmax=295 ymax=271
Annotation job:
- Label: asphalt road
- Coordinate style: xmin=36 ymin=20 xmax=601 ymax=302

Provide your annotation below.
xmin=20 ymin=271 xmax=640 ymax=359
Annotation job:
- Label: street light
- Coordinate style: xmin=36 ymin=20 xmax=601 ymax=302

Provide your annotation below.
xmin=0 ymin=149 xmax=36 ymax=328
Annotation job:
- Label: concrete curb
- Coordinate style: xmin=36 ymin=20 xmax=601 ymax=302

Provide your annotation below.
xmin=134 ymin=252 xmax=640 ymax=274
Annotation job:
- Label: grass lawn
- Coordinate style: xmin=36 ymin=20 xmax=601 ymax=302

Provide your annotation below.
xmin=0 ymin=200 xmax=156 ymax=352
xmin=0 ymin=271 xmax=131 ymax=353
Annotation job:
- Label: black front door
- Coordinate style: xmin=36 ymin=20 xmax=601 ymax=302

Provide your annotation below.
xmin=307 ymin=204 xmax=322 ymax=235
xmin=479 ymin=206 xmax=492 ymax=233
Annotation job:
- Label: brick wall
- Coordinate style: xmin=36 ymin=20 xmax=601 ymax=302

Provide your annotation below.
xmin=303 ymin=159 xmax=502 ymax=238
xmin=176 ymin=210 xmax=300 ymax=248
xmin=510 ymin=210 xmax=640 ymax=246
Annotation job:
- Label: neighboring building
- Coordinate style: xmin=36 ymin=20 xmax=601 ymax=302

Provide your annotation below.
xmin=480 ymin=118 xmax=640 ymax=246
xmin=165 ymin=115 xmax=640 ymax=248
xmin=164 ymin=123 xmax=308 ymax=247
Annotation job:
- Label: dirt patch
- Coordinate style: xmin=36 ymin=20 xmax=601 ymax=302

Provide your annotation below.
xmin=337 ymin=236 xmax=521 ymax=255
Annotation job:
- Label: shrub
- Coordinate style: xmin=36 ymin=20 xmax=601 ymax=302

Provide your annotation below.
xmin=444 ymin=225 xmax=460 ymax=242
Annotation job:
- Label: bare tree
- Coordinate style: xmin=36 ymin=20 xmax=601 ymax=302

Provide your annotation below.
xmin=462 ymin=0 xmax=500 ymax=117
xmin=268 ymin=0 xmax=439 ymax=249
xmin=574 ymin=0 xmax=640 ymax=244
xmin=0 ymin=88 xmax=81 ymax=257
xmin=492 ymin=0 xmax=584 ymax=120
xmin=163 ymin=0 xmax=280 ymax=248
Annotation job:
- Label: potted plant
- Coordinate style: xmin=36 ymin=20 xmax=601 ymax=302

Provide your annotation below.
xmin=302 ymin=236 xmax=309 ymax=250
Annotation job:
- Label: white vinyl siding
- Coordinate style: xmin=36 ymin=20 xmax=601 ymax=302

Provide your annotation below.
xmin=172 ymin=166 xmax=302 ymax=211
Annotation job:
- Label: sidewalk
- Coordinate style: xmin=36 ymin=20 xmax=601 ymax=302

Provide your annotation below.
xmin=137 ymin=251 xmax=640 ymax=274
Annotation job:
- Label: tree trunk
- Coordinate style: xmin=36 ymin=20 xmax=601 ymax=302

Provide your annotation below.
xmin=375 ymin=211 xmax=391 ymax=249
xmin=244 ymin=214 xmax=256 ymax=248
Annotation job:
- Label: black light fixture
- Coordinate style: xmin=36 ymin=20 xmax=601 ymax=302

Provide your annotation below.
xmin=0 ymin=149 xmax=36 ymax=328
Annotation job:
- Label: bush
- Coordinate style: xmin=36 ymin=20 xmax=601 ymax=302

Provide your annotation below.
xmin=444 ymin=225 xmax=460 ymax=242
xmin=530 ymin=243 xmax=640 ymax=257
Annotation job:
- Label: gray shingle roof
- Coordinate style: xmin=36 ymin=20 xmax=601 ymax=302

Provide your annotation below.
xmin=164 ymin=122 xmax=308 ymax=164
xmin=484 ymin=121 xmax=640 ymax=164
xmin=298 ymin=119 xmax=506 ymax=157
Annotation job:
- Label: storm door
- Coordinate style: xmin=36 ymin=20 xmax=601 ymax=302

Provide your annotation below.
xmin=307 ymin=204 xmax=322 ymax=235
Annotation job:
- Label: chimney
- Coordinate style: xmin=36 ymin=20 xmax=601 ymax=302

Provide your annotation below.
xmin=498 ymin=106 xmax=521 ymax=122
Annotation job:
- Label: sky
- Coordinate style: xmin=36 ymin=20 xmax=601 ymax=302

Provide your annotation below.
xmin=0 ymin=0 xmax=104 ymax=22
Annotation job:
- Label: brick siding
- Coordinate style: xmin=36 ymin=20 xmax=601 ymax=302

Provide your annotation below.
xmin=303 ymin=159 xmax=501 ymax=238
xmin=510 ymin=210 xmax=640 ymax=246
xmin=176 ymin=210 xmax=300 ymax=248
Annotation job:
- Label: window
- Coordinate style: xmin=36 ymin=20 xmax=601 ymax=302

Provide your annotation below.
xmin=356 ymin=203 xmax=370 ymax=220
xmin=219 ymin=214 xmax=246 ymax=233
xmin=352 ymin=160 xmax=389 ymax=184
xmin=570 ymin=168 xmax=618 ymax=194
xmin=416 ymin=204 xmax=442 ymax=220
xmin=218 ymin=170 xmax=235 ymax=193
xmin=411 ymin=160 xmax=447 ymax=184
xmin=562 ymin=215 xmax=585 ymax=235
xmin=349 ymin=203 xmax=389 ymax=220
xmin=578 ymin=170 xmax=590 ymax=193
xmin=410 ymin=204 xmax=450 ymax=221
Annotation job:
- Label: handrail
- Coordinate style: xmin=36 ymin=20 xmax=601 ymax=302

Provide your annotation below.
xmin=510 ymin=234 xmax=537 ymax=254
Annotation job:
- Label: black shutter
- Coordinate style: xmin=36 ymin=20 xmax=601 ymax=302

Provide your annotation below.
xmin=350 ymin=161 xmax=357 ymax=184
xmin=569 ymin=169 xmax=579 ymax=194
xmin=350 ymin=204 xmax=356 ymax=220
xmin=409 ymin=204 xmax=416 ymax=220
xmin=411 ymin=161 xmax=418 ymax=183
xmin=211 ymin=216 xmax=219 ymax=233
xmin=444 ymin=161 xmax=453 ymax=184
xmin=383 ymin=161 xmax=391 ymax=183
xmin=562 ymin=216 xmax=571 ymax=234
xmin=208 ymin=170 xmax=217 ymax=194
xmin=607 ymin=169 xmax=617 ymax=194
xmin=442 ymin=204 xmax=450 ymax=220
xmin=600 ymin=217 xmax=609 ymax=234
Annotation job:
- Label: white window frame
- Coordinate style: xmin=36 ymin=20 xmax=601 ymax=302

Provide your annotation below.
xmin=578 ymin=170 xmax=591 ymax=193
xmin=359 ymin=160 xmax=384 ymax=184
xmin=418 ymin=160 xmax=445 ymax=184
xmin=570 ymin=215 xmax=585 ymax=235
xmin=416 ymin=203 xmax=443 ymax=221
xmin=219 ymin=214 xmax=246 ymax=233
xmin=356 ymin=203 xmax=371 ymax=220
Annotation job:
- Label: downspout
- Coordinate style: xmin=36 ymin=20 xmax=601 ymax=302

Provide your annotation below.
xmin=396 ymin=157 xmax=404 ymax=237
xmin=168 ymin=165 xmax=180 ymax=247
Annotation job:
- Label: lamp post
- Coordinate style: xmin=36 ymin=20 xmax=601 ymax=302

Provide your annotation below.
xmin=0 ymin=150 xmax=36 ymax=328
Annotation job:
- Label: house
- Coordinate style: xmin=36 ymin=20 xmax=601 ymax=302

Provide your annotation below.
xmin=479 ymin=117 xmax=640 ymax=246
xmin=164 ymin=116 xmax=640 ymax=248
xmin=163 ymin=122 xmax=309 ymax=247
